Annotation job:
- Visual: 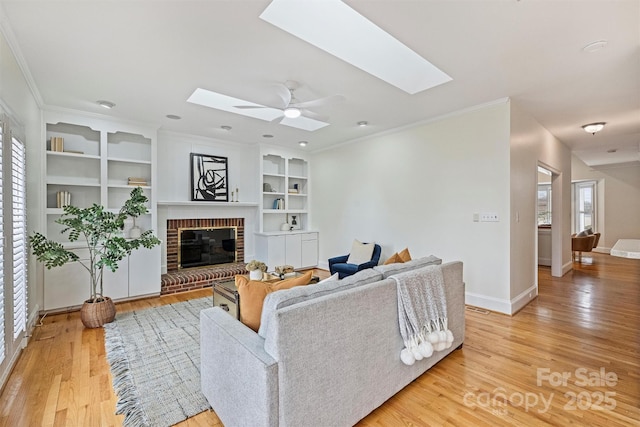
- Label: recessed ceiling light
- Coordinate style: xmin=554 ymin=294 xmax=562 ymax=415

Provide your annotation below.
xmin=221 ymin=125 xmax=232 ymax=131
xmin=582 ymin=40 xmax=608 ymax=53
xmin=262 ymin=134 xmax=274 ymax=138
xmin=260 ymin=0 xmax=452 ymax=94
xmin=299 ymin=141 xmax=308 ymax=147
xmin=607 ymin=148 xmax=617 ymax=153
xmin=582 ymin=122 xmax=606 ymax=135
xmin=97 ymin=100 xmax=115 ymax=109
xmin=166 ymin=114 xmax=181 ymax=120
xmin=357 ymin=121 xmax=368 ymax=127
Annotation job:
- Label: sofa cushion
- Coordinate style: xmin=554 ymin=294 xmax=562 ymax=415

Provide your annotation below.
xmin=318 ymin=272 xmax=339 ymax=284
xmin=236 ymin=271 xmax=313 ymax=332
xmin=398 ymin=247 xmax=412 ymax=262
xmin=258 ymin=268 xmax=383 ymax=338
xmin=383 ymin=253 xmax=401 ymax=265
xmin=373 ymin=255 xmax=442 ymax=278
xmin=347 ymin=239 xmax=375 ymax=265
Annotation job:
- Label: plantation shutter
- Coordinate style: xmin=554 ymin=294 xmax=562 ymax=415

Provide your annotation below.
xmin=11 ymin=136 xmax=27 ymax=339
xmin=0 ymin=123 xmax=5 ymax=363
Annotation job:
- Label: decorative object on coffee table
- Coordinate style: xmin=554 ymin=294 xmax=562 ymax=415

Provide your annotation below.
xmin=246 ymin=259 xmax=268 ymax=280
xmin=29 ymin=187 xmax=161 ymax=328
xmin=275 ymin=264 xmax=295 ymax=279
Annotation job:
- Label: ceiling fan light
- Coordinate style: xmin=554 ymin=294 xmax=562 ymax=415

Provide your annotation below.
xmin=284 ymin=107 xmax=301 ymax=118
xmin=582 ymin=122 xmax=606 ymax=135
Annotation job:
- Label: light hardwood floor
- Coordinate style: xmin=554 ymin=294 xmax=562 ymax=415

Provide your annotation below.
xmin=1 ymin=255 xmax=638 ymax=426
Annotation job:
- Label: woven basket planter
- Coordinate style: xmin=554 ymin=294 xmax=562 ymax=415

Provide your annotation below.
xmin=80 ymin=297 xmax=116 ymax=328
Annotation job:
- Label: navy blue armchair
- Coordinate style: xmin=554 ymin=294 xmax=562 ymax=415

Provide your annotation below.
xmin=328 ymin=244 xmax=382 ymax=279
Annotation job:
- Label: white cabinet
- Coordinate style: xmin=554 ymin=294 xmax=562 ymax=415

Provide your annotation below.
xmin=255 ymin=232 xmax=318 ymax=270
xmin=43 ymin=247 xmax=160 ymax=311
xmin=42 ymin=111 xmax=160 ymax=310
xmin=129 ymin=246 xmax=162 ymax=296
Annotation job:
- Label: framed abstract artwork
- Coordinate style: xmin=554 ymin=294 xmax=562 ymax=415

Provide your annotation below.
xmin=190 ymin=153 xmax=229 ymax=201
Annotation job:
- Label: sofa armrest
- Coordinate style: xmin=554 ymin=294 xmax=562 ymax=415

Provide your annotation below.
xmin=200 ymin=307 xmax=278 ymax=427
xmin=328 ymin=254 xmax=349 ymax=269
xmin=357 ymin=259 xmax=379 ymax=271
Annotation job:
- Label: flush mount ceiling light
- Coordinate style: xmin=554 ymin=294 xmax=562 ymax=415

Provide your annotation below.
xmin=97 ymin=100 xmax=115 ymax=109
xmin=221 ymin=125 xmax=232 ymax=131
xmin=298 ymin=141 xmax=308 ymax=147
xmin=582 ymin=122 xmax=606 ymax=135
xmin=260 ymin=0 xmax=452 ymax=95
xmin=284 ymin=106 xmax=302 ymax=118
xmin=357 ymin=121 xmax=368 ymax=127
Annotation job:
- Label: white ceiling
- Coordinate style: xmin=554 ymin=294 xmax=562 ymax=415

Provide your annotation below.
xmin=1 ymin=0 xmax=638 ymax=166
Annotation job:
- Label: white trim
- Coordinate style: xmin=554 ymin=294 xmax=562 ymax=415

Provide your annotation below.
xmin=464 ymin=292 xmax=511 ymax=315
xmin=562 ymin=260 xmax=573 ymax=276
xmin=510 ymin=284 xmax=538 ymax=314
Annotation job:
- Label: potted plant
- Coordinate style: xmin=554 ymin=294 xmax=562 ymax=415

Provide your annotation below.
xmin=246 ymin=260 xmax=268 ymax=281
xmin=29 ymin=187 xmax=161 ymax=328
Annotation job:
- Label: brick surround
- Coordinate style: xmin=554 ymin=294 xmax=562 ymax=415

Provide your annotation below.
xmin=162 ymin=218 xmax=246 ymax=294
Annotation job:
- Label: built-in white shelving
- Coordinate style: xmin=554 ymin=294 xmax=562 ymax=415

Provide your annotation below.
xmin=42 ymin=111 xmax=160 ymax=311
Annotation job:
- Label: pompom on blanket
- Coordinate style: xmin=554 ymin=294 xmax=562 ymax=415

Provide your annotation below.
xmin=392 ymin=265 xmax=454 ymax=365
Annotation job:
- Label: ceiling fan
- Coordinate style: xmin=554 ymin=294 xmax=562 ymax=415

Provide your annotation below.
xmin=235 ymin=80 xmax=345 ymax=124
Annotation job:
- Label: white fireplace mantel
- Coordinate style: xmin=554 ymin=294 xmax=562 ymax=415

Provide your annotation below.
xmin=158 ymin=201 xmax=258 ymax=207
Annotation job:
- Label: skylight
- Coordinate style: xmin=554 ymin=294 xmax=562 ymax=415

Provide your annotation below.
xmin=259 ymin=0 xmax=452 ymax=95
xmin=187 ymin=88 xmax=330 ymax=131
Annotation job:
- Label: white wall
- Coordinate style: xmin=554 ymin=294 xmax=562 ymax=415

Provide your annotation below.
xmin=572 ymin=156 xmax=640 ymax=249
xmin=311 ymin=100 xmax=513 ymax=312
xmin=0 ymin=24 xmax=42 ymax=324
xmin=156 ymin=130 xmax=260 ymax=271
xmin=510 ymin=101 xmax=572 ymax=310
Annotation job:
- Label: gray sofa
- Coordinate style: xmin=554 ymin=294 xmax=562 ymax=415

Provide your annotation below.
xmin=200 ymin=257 xmax=465 ymax=426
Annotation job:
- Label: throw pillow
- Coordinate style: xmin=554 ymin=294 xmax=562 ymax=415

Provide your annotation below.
xmin=236 ymin=271 xmax=313 ymax=331
xmin=577 ymin=230 xmax=589 ymax=237
xmin=383 ymin=253 xmax=400 ymax=265
xmin=398 ymin=247 xmax=412 ymax=262
xmin=347 ymin=239 xmax=375 ymax=265
xmin=318 ymin=272 xmax=339 ymax=284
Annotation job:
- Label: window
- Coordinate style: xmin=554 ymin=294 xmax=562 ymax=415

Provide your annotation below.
xmin=574 ymin=181 xmax=596 ymax=233
xmin=0 ymin=123 xmax=4 ymax=365
xmin=11 ymin=136 xmax=27 ymax=339
xmin=537 ymin=184 xmax=552 ymax=225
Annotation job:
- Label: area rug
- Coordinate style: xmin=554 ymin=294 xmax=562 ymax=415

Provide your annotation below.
xmin=104 ymin=297 xmax=212 ymax=427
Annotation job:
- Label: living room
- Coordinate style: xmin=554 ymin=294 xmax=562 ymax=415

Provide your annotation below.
xmin=0 ymin=1 xmax=639 ymax=425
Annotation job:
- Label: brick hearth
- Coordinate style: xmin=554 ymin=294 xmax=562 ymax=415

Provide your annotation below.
xmin=160 ymin=262 xmax=248 ymax=295
xmin=161 ymin=217 xmax=246 ymax=294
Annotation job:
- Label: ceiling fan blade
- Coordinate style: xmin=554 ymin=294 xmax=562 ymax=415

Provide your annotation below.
xmin=301 ymin=109 xmax=329 ymax=122
xmin=293 ymin=94 xmax=345 ymax=109
xmin=273 ymin=84 xmax=292 ymax=108
xmin=270 ymin=114 xmax=285 ymax=124
xmin=234 ymin=105 xmax=269 ymax=109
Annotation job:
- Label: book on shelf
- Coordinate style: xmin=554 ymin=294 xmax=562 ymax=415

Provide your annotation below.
xmin=63 ymin=149 xmax=84 ymax=154
xmin=50 ymin=136 xmax=64 ymax=152
xmin=288 ymin=188 xmax=299 ymax=194
xmin=128 ymin=177 xmax=148 ymax=186
xmin=56 ymin=191 xmax=71 ymax=208
xmin=272 ymin=198 xmax=284 ymax=209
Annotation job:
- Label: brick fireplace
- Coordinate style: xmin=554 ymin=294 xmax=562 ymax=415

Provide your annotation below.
xmin=161 ymin=217 xmax=247 ymax=294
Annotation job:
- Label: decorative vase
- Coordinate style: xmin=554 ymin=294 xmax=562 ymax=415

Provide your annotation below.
xmin=80 ymin=296 xmax=116 ymax=328
xmin=129 ymin=226 xmax=141 ymax=239
xmin=249 ymin=270 xmax=264 ymax=281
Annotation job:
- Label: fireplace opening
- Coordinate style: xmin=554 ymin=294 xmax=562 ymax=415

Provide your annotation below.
xmin=178 ymin=226 xmax=237 ymax=269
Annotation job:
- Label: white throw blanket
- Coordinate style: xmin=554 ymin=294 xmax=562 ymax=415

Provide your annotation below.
xmin=392 ymin=265 xmax=454 ymax=365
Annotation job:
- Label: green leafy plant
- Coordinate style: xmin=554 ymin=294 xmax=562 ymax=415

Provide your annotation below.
xmin=29 ymin=187 xmax=161 ymax=303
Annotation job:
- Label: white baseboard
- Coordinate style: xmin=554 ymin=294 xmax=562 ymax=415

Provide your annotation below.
xmin=510 ymin=284 xmax=538 ymax=314
xmin=593 ymin=247 xmax=610 ymax=254
xmin=465 ymin=292 xmax=511 ymax=315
